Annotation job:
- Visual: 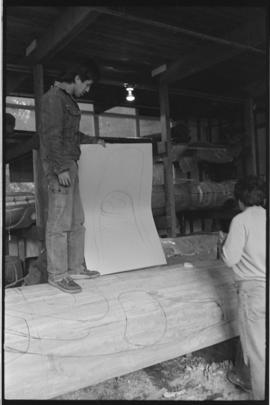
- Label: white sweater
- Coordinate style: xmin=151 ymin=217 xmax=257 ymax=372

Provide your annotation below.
xmin=221 ymin=206 xmax=266 ymax=281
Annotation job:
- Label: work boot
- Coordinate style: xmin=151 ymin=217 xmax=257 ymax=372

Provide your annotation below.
xmin=69 ymin=269 xmax=100 ymax=279
xmin=48 ymin=276 xmax=82 ymax=293
xmin=226 ymin=369 xmax=252 ymax=393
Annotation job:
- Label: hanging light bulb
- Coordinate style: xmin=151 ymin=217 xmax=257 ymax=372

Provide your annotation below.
xmin=124 ymin=83 xmax=135 ymax=102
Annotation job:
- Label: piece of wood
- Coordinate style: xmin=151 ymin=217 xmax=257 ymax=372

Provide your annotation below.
xmin=33 ymin=65 xmax=47 ymax=243
xmin=4 ymin=260 xmax=239 ymax=399
xmin=244 ymin=97 xmax=257 ymax=176
xmin=160 ymin=17 xmax=265 ymax=85
xmin=159 ymin=82 xmax=177 ymax=237
xmin=29 ymin=8 xmax=100 ymax=62
xmin=79 ymin=144 xmax=166 ymax=274
xmin=6 ymin=63 xmax=245 ymax=104
xmin=7 ymin=8 xmax=101 ymax=93
xmin=135 ymin=108 xmax=140 ymax=138
xmin=93 ymin=7 xmax=264 ymax=54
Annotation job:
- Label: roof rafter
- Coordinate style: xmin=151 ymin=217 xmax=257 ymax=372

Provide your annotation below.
xmin=7 ymin=8 xmax=101 ymax=93
xmin=155 ymin=17 xmax=265 ymax=85
xmin=27 ymin=7 xmax=101 ymax=63
xmin=6 ymin=64 xmax=246 ymax=104
xmin=92 ymin=7 xmax=264 ymax=55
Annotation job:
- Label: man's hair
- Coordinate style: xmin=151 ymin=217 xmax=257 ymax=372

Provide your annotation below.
xmin=234 ymin=175 xmax=266 ymax=206
xmin=57 ymin=60 xmax=100 ymax=84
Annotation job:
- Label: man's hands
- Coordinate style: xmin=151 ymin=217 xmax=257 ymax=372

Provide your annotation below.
xmin=217 ymin=231 xmax=227 ymax=259
xmin=96 ymin=138 xmax=106 ymax=147
xmin=218 ymin=231 xmax=227 ymax=245
xmin=58 ymin=170 xmax=71 ymax=186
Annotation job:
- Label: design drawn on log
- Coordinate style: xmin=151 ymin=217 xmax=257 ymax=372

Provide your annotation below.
xmin=5 ymin=314 xmax=31 ymax=364
xmin=5 ymin=283 xmax=236 ymax=363
xmin=118 ymin=290 xmax=168 ymax=347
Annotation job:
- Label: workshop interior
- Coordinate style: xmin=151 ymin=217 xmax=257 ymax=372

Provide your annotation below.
xmin=3 ymin=5 xmax=267 ymax=401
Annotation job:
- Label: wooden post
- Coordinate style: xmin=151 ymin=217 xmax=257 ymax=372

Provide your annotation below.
xmin=197 ymin=119 xmax=201 ymax=141
xmin=33 ymin=64 xmax=47 ymax=247
xmin=159 ymin=81 xmax=177 ymax=237
xmin=135 ymin=108 xmax=140 ymax=138
xmin=253 ymin=107 xmax=260 ymax=177
xmin=244 ymin=98 xmax=257 ymax=175
xmin=93 ymin=113 xmax=100 ymax=138
xmin=207 ymin=118 xmax=212 ymax=143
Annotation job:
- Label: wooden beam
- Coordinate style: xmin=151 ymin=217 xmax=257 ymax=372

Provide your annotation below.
xmin=160 ymin=17 xmax=265 ymax=85
xmin=151 ymin=64 xmax=167 ymax=78
xmin=7 ymin=8 xmax=100 ymax=93
xmin=92 ymin=7 xmax=264 ymax=54
xmin=135 ymin=109 xmax=140 ymax=138
xmin=93 ymin=113 xmax=100 ymax=137
xmin=253 ymin=110 xmax=260 ymax=177
xmin=27 ymin=8 xmax=101 ymax=62
xmin=159 ymin=82 xmax=177 ymax=237
xmin=32 ymin=65 xmax=47 ymax=241
xmin=5 ymin=259 xmax=239 ymax=399
xmin=6 ymin=64 xmax=246 ymax=104
xmin=244 ymin=97 xmax=257 ymax=175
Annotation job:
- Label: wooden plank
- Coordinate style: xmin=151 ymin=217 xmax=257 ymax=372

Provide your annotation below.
xmin=92 ymin=7 xmax=264 ymax=54
xmin=5 ymin=260 xmax=238 ymax=399
xmin=244 ymin=98 xmax=257 ymax=175
xmin=32 ymin=65 xmax=47 ymax=241
xmin=7 ymin=8 xmax=101 ymax=93
xmin=159 ymin=82 xmax=177 ymax=237
xmin=27 ymin=8 xmax=101 ymax=62
xmin=135 ymin=109 xmax=140 ymax=138
xmin=160 ymin=17 xmax=265 ymax=84
xmin=6 ymin=63 xmax=245 ymax=104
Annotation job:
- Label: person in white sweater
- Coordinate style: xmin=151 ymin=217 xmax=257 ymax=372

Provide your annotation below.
xmin=219 ymin=176 xmax=266 ymax=400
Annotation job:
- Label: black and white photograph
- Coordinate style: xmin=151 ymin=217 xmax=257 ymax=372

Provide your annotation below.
xmin=2 ymin=2 xmax=268 ymax=402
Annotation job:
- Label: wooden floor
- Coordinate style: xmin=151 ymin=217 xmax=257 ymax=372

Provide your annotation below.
xmin=5 ymin=258 xmax=238 ymax=399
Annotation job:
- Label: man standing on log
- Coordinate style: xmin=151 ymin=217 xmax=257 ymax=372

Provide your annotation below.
xmin=219 ymin=176 xmax=266 ymax=400
xmin=39 ymin=61 xmax=105 ymax=294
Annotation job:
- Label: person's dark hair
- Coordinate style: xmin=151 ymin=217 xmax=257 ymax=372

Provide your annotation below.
xmin=234 ymin=176 xmax=265 ymax=207
xmin=57 ymin=60 xmax=100 ymax=83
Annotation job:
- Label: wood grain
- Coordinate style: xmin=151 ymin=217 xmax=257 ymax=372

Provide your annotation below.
xmin=5 ymin=260 xmax=238 ymax=399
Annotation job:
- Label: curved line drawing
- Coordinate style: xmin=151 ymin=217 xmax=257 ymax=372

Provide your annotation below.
xmin=88 ymin=145 xmax=156 ymax=271
xmin=5 ymin=297 xmax=234 ymax=360
xmin=5 ymin=315 xmax=31 ymax=364
xmin=118 ymin=290 xmax=168 ymax=347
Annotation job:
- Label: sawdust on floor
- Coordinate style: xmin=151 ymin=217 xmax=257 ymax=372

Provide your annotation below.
xmin=55 ymin=344 xmax=250 ymax=400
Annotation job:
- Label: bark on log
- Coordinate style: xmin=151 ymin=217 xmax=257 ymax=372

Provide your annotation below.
xmin=5 ymin=260 xmax=238 ymax=399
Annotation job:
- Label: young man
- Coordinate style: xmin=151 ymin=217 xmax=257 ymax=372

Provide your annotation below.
xmin=39 ymin=61 xmax=105 ymax=294
xmin=219 ymin=176 xmax=266 ymax=400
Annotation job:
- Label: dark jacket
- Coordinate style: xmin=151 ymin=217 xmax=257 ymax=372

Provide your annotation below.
xmin=39 ymin=85 xmax=82 ymax=175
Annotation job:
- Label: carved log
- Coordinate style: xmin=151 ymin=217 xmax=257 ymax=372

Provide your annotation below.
xmin=5 ymin=260 xmax=238 ymax=399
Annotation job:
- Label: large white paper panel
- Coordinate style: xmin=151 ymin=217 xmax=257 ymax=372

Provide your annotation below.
xmin=79 ymin=143 xmax=166 ymax=274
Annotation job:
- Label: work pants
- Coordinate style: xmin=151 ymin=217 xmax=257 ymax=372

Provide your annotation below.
xmin=45 ymin=161 xmax=85 ymax=281
xmin=237 ymin=280 xmax=266 ymax=400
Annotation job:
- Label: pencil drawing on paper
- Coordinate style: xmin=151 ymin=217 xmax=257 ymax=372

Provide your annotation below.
xmin=79 ymin=144 xmax=166 ymax=274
